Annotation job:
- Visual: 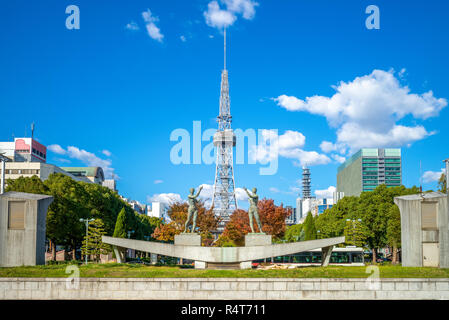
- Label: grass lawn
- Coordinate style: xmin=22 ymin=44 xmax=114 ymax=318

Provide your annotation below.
xmin=1 ymin=263 xmax=449 ymax=278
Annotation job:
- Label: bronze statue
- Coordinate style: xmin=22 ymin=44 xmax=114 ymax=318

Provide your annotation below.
xmin=183 ymin=186 xmax=203 ymax=233
xmin=244 ymin=187 xmax=264 ymax=234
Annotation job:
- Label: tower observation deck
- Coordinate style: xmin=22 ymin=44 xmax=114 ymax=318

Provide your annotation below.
xmin=211 ymin=28 xmax=238 ymax=232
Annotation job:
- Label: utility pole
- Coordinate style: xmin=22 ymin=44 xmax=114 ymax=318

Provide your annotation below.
xmin=80 ymin=218 xmax=94 ymax=265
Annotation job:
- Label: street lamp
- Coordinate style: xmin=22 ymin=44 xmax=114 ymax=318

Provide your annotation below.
xmin=127 ymin=230 xmax=135 ymax=259
xmin=80 ymin=218 xmax=95 ymax=265
xmin=346 ymin=219 xmax=362 ymax=246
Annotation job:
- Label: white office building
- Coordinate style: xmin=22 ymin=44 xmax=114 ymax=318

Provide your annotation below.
xmin=147 ymin=202 xmax=168 ymax=220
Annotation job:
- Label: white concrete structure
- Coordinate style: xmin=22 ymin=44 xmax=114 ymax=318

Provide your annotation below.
xmin=102 ymin=235 xmax=345 ymax=269
xmin=394 ymin=192 xmax=449 ymax=268
xmin=0 ymin=192 xmax=53 ymax=267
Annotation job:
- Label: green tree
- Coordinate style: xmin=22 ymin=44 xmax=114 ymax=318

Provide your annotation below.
xmin=81 ymin=219 xmax=109 ymax=262
xmin=386 ymin=205 xmax=401 ymax=264
xmin=303 ymin=212 xmax=317 ymax=241
xmin=44 ymin=173 xmax=89 ymax=260
xmin=5 ymin=175 xmax=49 ymax=194
xmin=344 ymin=219 xmax=368 ymax=248
xmin=113 ymin=208 xmax=129 ymax=238
xmin=438 ymin=173 xmax=447 ymax=194
xmin=284 ymin=224 xmax=303 ymax=242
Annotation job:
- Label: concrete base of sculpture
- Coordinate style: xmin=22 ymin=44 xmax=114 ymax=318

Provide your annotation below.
xmin=245 ymin=233 xmax=272 ymax=246
xmin=174 ymin=233 xmax=204 ymax=268
xmin=239 ymin=234 xmax=273 ymax=269
xmin=175 ymin=233 xmax=201 ymax=246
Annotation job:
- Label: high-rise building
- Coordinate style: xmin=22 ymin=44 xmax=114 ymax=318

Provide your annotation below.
xmin=284 ymin=206 xmax=297 ymax=225
xmin=337 ymin=148 xmax=402 ymax=197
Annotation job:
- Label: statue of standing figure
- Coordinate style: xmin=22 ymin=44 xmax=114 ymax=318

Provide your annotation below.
xmin=244 ymin=187 xmax=264 ymax=234
xmin=183 ymin=186 xmax=203 ymax=233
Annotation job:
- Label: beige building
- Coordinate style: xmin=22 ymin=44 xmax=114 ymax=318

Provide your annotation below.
xmin=0 ymin=162 xmax=84 ymax=183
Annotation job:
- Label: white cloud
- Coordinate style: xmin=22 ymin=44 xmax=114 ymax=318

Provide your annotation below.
xmin=223 ymin=0 xmax=258 ymax=19
xmin=250 ymin=129 xmax=330 ymax=166
xmin=204 ymin=0 xmax=258 ymax=29
xmin=320 ymin=141 xmax=336 ymax=153
xmin=315 ymin=186 xmax=336 ymax=199
xmin=275 ymin=69 xmax=447 ymax=153
xmin=66 ymin=146 xmax=116 ymax=179
xmin=102 ymin=150 xmax=112 ymax=157
xmin=48 ymin=144 xmax=66 ymax=155
xmin=148 ymin=184 xmax=247 ymax=209
xmin=235 ymin=187 xmax=249 ymax=202
xmin=331 ymin=154 xmax=346 ymax=164
xmin=125 ymin=21 xmax=140 ymax=31
xmin=269 ymin=187 xmax=280 ymax=193
xmin=142 ymin=9 xmax=164 ymax=42
xmin=198 ymin=183 xmax=248 ymax=207
xmin=422 ymin=168 xmax=445 ymax=183
xmin=147 ymin=193 xmax=182 ymax=206
xmin=154 ymin=180 xmax=164 ymax=184
xmin=56 ymin=158 xmax=71 ymax=164
xmin=48 ymin=144 xmax=116 ymax=179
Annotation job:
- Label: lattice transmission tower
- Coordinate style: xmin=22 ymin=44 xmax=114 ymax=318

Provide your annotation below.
xmin=211 ymin=28 xmax=238 ymax=232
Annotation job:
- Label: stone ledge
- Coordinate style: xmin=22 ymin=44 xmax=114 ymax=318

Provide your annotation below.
xmin=2 ymin=278 xmax=449 ymax=300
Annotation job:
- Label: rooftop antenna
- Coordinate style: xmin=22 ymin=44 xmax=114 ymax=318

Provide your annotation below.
xmin=31 ymin=122 xmax=35 ymax=139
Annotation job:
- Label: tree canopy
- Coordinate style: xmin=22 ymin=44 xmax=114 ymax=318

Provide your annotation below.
xmin=217 ymin=199 xmax=290 ymax=246
xmin=152 ymin=201 xmax=219 ymax=245
xmin=6 ymin=173 xmax=162 ymax=260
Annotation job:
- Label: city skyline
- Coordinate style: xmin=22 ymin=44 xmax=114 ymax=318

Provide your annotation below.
xmin=1 ymin=0 xmax=448 ymax=208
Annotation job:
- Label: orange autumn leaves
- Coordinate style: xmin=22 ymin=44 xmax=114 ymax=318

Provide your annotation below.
xmin=153 ymin=199 xmax=290 ymax=247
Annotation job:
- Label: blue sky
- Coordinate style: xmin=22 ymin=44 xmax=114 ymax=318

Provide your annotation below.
xmin=0 ymin=0 xmax=448 ymax=208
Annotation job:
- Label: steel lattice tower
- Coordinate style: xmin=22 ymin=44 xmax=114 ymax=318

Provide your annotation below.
xmin=211 ymin=28 xmax=237 ymax=232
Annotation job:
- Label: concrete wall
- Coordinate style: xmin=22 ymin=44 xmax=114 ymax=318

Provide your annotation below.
xmin=1 ymin=278 xmax=448 ymax=300
xmin=0 ymin=192 xmax=53 ymax=267
xmin=337 ymin=156 xmax=362 ymax=197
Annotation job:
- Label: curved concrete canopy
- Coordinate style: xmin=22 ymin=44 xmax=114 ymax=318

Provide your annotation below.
xmin=102 ymin=236 xmax=345 ymax=263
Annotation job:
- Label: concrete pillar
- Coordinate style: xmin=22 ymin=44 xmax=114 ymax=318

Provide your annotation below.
xmin=113 ymin=246 xmax=125 ymax=263
xmin=0 ymin=160 xmax=5 ymax=194
xmin=150 ymin=253 xmax=157 ymax=265
xmin=321 ymin=245 xmax=334 ymax=267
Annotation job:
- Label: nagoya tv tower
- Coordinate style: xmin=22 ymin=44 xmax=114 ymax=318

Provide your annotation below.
xmin=211 ymin=28 xmax=238 ymax=232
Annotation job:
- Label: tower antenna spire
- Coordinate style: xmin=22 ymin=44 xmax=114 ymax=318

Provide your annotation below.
xmin=224 ymin=27 xmax=226 ymax=70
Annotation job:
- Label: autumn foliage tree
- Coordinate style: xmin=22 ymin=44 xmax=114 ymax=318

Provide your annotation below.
xmin=152 ymin=201 xmax=219 ymax=245
xmin=218 ymin=199 xmax=289 ymax=246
